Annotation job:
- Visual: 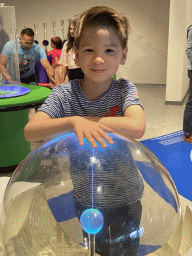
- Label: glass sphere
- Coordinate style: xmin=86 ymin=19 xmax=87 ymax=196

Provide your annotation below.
xmin=1 ymin=133 xmax=181 ymax=256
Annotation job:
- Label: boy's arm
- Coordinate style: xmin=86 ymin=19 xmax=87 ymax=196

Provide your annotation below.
xmin=24 ymin=111 xmax=114 ymax=148
xmin=24 ymin=105 xmax=145 ymax=148
xmin=85 ymin=105 xmax=145 ymax=139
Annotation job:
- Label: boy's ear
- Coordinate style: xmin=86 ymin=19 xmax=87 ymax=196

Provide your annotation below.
xmin=120 ymin=48 xmax=128 ymax=65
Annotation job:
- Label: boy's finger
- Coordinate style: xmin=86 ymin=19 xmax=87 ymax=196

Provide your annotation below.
xmin=98 ymin=130 xmax=114 ymax=145
xmin=75 ymin=131 xmax=84 ymax=146
xmin=91 ymin=131 xmax=108 ymax=148
xmin=84 ymin=132 xmax=98 ymax=148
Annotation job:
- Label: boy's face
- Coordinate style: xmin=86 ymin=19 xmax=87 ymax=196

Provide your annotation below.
xmin=75 ymin=26 xmax=127 ymax=84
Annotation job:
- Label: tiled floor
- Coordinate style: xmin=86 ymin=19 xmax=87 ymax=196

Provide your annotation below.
xmin=0 ymin=84 xmax=188 ymax=177
xmin=136 ymin=84 xmax=187 ymax=141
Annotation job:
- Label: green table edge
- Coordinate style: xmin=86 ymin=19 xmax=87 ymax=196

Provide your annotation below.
xmin=0 ymin=84 xmax=51 ymax=168
xmin=0 ymin=84 xmax=51 ymax=109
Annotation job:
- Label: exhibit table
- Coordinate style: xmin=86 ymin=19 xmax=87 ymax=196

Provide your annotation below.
xmin=0 ymin=84 xmax=51 ymax=172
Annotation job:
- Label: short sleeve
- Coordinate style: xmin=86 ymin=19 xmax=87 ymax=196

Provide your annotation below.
xmin=38 ymin=87 xmax=65 ymax=118
xmin=120 ymin=79 xmax=143 ymax=113
xmin=38 ymin=45 xmax=47 ymax=60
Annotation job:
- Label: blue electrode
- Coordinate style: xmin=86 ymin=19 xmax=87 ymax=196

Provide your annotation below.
xmin=80 ymin=148 xmax=104 ymax=235
xmin=80 ymin=208 xmax=104 ymax=235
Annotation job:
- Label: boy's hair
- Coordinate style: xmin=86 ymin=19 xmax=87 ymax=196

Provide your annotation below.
xmin=74 ymin=6 xmax=129 ymax=49
xmin=51 ymin=36 xmax=63 ymax=49
xmin=21 ymin=28 xmax=34 ymax=37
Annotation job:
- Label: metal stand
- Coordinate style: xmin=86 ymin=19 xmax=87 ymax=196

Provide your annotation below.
xmin=52 ymin=21 xmax=56 ymax=37
xmin=43 ymin=22 xmax=49 ymax=54
xmin=34 ymin=23 xmax=38 ymax=44
xmin=60 ymin=20 xmax=65 ymax=42
xmin=89 ymin=234 xmax=96 ymax=256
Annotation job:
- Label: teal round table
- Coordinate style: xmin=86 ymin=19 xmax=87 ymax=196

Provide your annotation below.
xmin=0 ymin=84 xmax=51 ymax=172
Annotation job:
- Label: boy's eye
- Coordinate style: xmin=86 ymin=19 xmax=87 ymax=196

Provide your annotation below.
xmin=106 ymin=49 xmax=115 ymax=53
xmin=85 ymin=49 xmax=93 ymax=52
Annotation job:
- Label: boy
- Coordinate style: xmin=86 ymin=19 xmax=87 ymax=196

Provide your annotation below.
xmin=24 ymin=6 xmax=145 ymax=148
xmin=25 ymin=6 xmax=145 ymax=255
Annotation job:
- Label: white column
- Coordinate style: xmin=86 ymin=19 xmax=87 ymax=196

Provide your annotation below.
xmin=165 ymin=0 xmax=192 ymax=104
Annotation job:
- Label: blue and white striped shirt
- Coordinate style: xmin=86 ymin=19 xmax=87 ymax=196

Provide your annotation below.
xmin=38 ymin=78 xmax=143 ymax=118
xmin=39 ymin=78 xmax=144 ymax=205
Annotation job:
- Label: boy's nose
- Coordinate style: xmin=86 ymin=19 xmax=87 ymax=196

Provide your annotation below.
xmin=93 ymin=56 xmax=105 ymax=64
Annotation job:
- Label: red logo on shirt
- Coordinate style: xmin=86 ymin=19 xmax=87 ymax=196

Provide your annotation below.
xmin=104 ymin=105 xmax=120 ymax=117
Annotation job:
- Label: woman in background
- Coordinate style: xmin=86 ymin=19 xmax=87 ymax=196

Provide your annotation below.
xmin=58 ymin=19 xmax=84 ymax=81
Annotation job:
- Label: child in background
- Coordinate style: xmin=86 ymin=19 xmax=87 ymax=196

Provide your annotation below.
xmin=51 ymin=37 xmax=63 ymax=68
xmin=50 ymin=36 xmax=66 ymax=86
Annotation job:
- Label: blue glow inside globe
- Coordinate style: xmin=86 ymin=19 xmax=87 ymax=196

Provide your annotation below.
xmin=80 ymin=208 xmax=104 ymax=235
xmin=1 ymin=132 xmax=181 ymax=255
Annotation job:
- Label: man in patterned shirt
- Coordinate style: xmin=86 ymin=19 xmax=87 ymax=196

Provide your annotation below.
xmin=0 ymin=28 xmax=55 ymax=86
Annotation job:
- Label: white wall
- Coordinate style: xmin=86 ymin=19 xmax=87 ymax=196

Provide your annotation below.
xmin=2 ymin=0 xmax=170 ymax=85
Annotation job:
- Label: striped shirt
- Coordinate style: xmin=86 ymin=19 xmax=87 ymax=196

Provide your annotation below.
xmin=38 ymin=78 xmax=143 ymax=118
xmin=38 ymin=78 xmax=144 ymax=205
xmin=69 ymin=135 xmax=144 ymax=208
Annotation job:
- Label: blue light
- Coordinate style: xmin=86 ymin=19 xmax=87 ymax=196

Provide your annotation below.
xmin=80 ymin=209 xmax=104 ymax=235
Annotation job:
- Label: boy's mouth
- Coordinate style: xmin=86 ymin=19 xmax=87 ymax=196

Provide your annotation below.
xmin=91 ymin=69 xmax=106 ymax=73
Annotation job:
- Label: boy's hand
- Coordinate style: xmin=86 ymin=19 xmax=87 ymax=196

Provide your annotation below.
xmin=71 ymin=116 xmax=114 ymax=148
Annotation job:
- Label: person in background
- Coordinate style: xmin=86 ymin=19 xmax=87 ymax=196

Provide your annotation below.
xmin=184 ymin=24 xmax=192 ymax=143
xmin=50 ymin=36 xmax=65 ymax=86
xmin=58 ymin=19 xmax=84 ymax=81
xmin=0 ymin=28 xmax=56 ymax=87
